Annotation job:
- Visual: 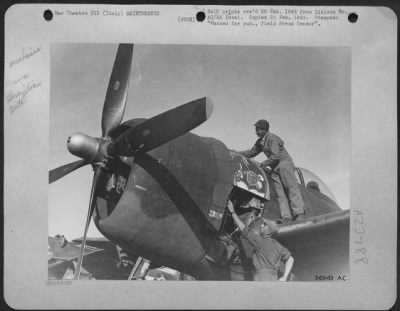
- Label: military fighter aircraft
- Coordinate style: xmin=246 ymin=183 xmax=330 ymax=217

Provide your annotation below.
xmin=49 ymin=44 xmax=349 ymax=281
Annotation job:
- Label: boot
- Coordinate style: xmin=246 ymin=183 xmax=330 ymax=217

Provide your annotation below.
xmin=294 ymin=213 xmax=306 ymax=221
xmin=276 ymin=217 xmax=292 ymax=224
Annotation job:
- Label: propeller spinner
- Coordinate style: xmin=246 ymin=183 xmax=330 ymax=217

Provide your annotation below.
xmin=49 ymin=43 xmax=214 ymax=279
xmin=67 ymin=133 xmax=110 ymax=164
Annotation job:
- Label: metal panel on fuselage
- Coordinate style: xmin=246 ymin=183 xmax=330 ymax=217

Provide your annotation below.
xmin=230 ymin=152 xmax=270 ymax=200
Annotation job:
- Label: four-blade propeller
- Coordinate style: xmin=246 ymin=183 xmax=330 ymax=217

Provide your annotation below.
xmin=49 ymin=44 xmax=213 ymax=279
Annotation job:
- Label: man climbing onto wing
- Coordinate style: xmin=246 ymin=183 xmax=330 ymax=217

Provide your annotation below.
xmin=238 ymin=119 xmax=305 ymax=222
xmin=227 ymin=200 xmax=294 ymax=281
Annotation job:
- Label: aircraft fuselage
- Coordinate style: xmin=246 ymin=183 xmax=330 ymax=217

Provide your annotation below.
xmin=92 ymin=124 xmax=342 ymax=279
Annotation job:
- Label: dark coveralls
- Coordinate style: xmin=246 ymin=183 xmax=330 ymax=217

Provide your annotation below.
xmin=241 ymin=227 xmax=291 ymax=281
xmin=239 ymin=132 xmax=305 ymax=219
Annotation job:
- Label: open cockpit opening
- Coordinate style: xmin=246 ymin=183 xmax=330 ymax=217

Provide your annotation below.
xmin=221 ymin=186 xmax=266 ymax=235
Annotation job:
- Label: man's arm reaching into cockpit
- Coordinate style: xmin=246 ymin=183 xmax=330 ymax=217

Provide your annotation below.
xmin=227 ymin=200 xmax=246 ymax=231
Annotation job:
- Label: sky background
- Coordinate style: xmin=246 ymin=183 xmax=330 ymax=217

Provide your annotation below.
xmin=49 ymin=43 xmax=350 ymax=238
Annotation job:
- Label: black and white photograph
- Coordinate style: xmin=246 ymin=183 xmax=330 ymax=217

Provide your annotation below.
xmin=49 ymin=43 xmax=350 ymax=281
xmin=4 ymin=4 xmax=396 ymax=309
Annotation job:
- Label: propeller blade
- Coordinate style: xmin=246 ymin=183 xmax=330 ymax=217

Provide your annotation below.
xmin=49 ymin=159 xmax=88 ymax=184
xmin=109 ymin=97 xmax=213 ymax=156
xmin=73 ymin=166 xmax=103 ymax=280
xmin=101 ymin=44 xmax=134 ymax=137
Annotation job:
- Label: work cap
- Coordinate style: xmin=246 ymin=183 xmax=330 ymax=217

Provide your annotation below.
xmin=254 ymin=119 xmax=269 ymax=130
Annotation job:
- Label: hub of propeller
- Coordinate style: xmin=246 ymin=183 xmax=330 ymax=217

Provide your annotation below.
xmin=67 ymin=132 xmax=112 ymax=165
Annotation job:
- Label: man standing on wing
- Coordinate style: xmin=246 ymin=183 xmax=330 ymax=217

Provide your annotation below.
xmin=227 ymin=200 xmax=294 ymax=281
xmin=238 ymin=119 xmax=305 ymax=222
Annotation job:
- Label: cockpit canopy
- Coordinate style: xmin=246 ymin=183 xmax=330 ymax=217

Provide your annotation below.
xmin=295 ymin=167 xmax=336 ymax=202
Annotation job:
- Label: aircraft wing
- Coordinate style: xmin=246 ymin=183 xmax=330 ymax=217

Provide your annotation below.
xmin=72 ymin=237 xmax=121 ymax=256
xmin=48 ymin=259 xmax=94 ymax=280
xmin=276 ymin=209 xmax=350 ymax=281
xmin=48 ymin=236 xmax=103 ymax=261
xmin=72 ymin=237 xmax=142 ymax=279
xmin=49 ymin=236 xmax=134 ymax=280
xmin=48 ymin=236 xmax=104 ymax=279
